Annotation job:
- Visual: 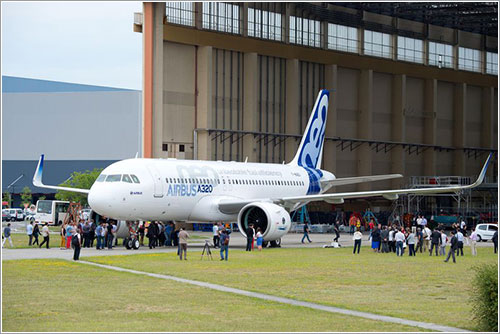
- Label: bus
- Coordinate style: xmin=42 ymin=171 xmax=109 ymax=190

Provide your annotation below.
xmin=35 ymin=200 xmax=70 ymax=225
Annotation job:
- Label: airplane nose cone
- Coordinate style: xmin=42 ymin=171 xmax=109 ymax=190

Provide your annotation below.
xmin=88 ymin=188 xmax=109 ymax=216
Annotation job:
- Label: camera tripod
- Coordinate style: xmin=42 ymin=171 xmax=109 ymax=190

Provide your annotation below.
xmin=201 ymin=240 xmax=213 ymax=260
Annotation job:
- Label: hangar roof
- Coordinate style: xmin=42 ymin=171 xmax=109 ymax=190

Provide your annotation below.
xmin=2 ymin=76 xmax=137 ymax=93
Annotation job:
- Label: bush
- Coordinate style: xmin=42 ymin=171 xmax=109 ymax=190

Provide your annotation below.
xmin=471 ymin=264 xmax=498 ymax=332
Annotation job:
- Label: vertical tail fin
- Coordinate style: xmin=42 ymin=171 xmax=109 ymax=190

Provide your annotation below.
xmin=290 ymin=89 xmax=329 ymax=169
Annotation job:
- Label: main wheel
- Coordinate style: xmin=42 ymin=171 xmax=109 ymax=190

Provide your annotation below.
xmin=132 ymin=238 xmax=140 ymax=249
xmin=270 ymin=238 xmax=282 ymax=248
xmin=262 ymin=241 xmax=269 ymax=248
xmin=124 ymin=237 xmax=131 ymax=249
xmin=477 ymin=235 xmax=482 ymax=242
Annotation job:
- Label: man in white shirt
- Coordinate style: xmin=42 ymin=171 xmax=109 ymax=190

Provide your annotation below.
xmin=416 ymin=215 xmax=423 ymax=227
xmin=395 ymin=229 xmax=406 ymax=256
xmin=26 ymin=222 xmax=33 ymax=246
xmin=39 ymin=223 xmax=50 ymax=249
xmin=456 ymin=230 xmax=464 ymax=256
xmin=469 ymin=230 xmax=478 ymax=256
xmin=212 ymin=223 xmax=220 ymax=249
xmin=423 ymin=226 xmax=431 ymax=252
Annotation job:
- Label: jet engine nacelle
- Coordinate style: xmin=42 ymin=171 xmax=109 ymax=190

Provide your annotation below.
xmin=237 ymin=202 xmax=291 ymax=241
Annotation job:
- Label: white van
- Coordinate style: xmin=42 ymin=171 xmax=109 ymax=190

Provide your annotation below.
xmin=474 ymin=223 xmax=498 ymax=241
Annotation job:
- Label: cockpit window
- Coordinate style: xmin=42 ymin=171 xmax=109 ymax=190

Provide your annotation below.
xmin=96 ymin=174 xmax=106 ymax=182
xmin=131 ymin=175 xmax=140 ymax=183
xmin=106 ymin=175 xmax=121 ymax=182
xmin=122 ymin=174 xmax=133 ymax=183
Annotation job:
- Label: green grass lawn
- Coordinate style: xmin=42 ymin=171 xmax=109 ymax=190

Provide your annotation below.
xmin=2 ymin=233 xmax=65 ymax=249
xmin=86 ymin=246 xmax=498 ymax=331
xmin=2 ymin=259 xmax=423 ymax=332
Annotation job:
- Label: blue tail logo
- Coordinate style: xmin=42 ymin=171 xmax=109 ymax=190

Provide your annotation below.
xmin=291 ymin=89 xmax=329 ymax=169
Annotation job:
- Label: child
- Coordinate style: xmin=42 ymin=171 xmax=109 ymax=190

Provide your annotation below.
xmin=256 ymin=228 xmax=263 ymax=251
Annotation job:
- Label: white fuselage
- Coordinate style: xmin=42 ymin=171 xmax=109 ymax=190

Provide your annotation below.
xmin=88 ymin=158 xmax=335 ymax=222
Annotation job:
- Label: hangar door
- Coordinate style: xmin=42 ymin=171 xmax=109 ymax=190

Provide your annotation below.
xmin=146 ymin=164 xmax=164 ymax=198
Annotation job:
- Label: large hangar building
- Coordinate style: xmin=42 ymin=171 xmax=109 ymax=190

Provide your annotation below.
xmin=134 ymin=2 xmax=498 ymax=216
xmin=2 ymin=76 xmax=142 ymax=205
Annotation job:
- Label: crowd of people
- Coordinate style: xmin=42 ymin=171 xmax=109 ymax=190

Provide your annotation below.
xmin=351 ymin=218 xmax=498 ymax=263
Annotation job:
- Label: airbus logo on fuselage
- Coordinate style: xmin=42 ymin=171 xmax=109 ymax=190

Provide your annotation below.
xmin=167 ymin=183 xmax=214 ymax=196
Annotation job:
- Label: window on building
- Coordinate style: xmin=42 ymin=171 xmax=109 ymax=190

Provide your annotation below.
xmin=165 ymin=2 xmax=194 ymax=26
xmin=290 ymin=16 xmax=321 ymax=48
xmin=162 ymin=143 xmax=168 ymax=152
xmin=486 ymin=52 xmax=498 ymax=75
xmin=179 ymin=144 xmax=185 ymax=152
xmin=428 ymin=41 xmax=453 ymax=68
xmin=202 ymin=2 xmax=239 ymax=34
xmin=327 ymin=23 xmax=357 ymax=53
xmin=397 ymin=36 xmax=423 ymax=63
xmin=458 ymin=47 xmax=481 ymax=72
xmin=248 ymin=8 xmax=282 ymax=41
xmin=364 ymin=30 xmax=392 ymax=58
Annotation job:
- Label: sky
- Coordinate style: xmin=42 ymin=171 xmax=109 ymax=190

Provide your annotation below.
xmin=1 ymin=1 xmax=143 ymax=90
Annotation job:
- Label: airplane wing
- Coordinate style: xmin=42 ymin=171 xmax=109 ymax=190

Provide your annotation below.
xmin=321 ymin=174 xmax=402 ymax=187
xmin=218 ymin=153 xmax=493 ymax=214
xmin=33 ymin=155 xmax=90 ymax=194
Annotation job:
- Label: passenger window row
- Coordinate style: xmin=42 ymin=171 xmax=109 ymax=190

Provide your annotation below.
xmin=96 ymin=174 xmax=140 ymax=184
xmin=165 ymin=177 xmax=305 ymax=187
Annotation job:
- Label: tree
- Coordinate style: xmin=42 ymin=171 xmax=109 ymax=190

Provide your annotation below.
xmin=2 ymin=191 xmax=12 ymax=207
xmin=21 ymin=186 xmax=32 ymax=207
xmin=55 ymin=168 xmax=103 ymax=206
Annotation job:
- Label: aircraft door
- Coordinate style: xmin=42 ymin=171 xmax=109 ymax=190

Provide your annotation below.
xmin=146 ymin=164 xmax=164 ymax=198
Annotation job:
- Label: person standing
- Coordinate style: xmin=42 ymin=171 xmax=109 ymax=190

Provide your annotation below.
xmin=95 ymin=222 xmax=103 ymax=250
xmin=246 ymin=224 xmax=254 ymax=251
xmin=492 ymin=230 xmax=498 ymax=254
xmin=371 ymin=226 xmax=381 ymax=253
xmin=333 ymin=222 xmax=340 ymax=243
xmin=65 ymin=223 xmax=74 ymax=249
xmin=416 ymin=227 xmax=423 ymax=253
xmin=380 ymin=226 xmax=389 ymax=253
xmin=178 ymin=227 xmax=189 ymax=260
xmin=212 ymin=223 xmax=219 ymax=248
xmin=107 ymin=222 xmax=114 ymax=249
xmin=27 ymin=222 xmax=34 ymax=246
xmin=81 ymin=221 xmax=88 ymax=248
xmin=219 ymin=229 xmax=230 ymax=261
xmin=89 ymin=219 xmax=96 ymax=248
xmin=349 ymin=214 xmax=356 ymax=235
xmin=469 ymin=229 xmax=478 ymax=256
xmin=388 ymin=227 xmax=395 ymax=253
xmin=71 ymin=229 xmax=82 ymax=261
xmin=165 ymin=222 xmax=173 ymax=246
xmin=395 ymin=228 xmax=405 ymax=256
xmin=444 ymin=231 xmax=458 ymax=263
xmin=353 ymin=228 xmax=362 ymax=254
xmin=39 ymin=223 xmax=50 ymax=249
xmin=440 ymin=230 xmax=448 ymax=256
xmin=301 ymin=222 xmax=312 ymax=243
xmin=456 ymin=229 xmax=464 ymax=256
xmin=59 ymin=223 xmax=66 ymax=249
xmin=2 ymin=223 xmax=14 ymax=248
xmin=147 ymin=222 xmax=156 ymax=249
xmin=423 ymin=226 xmax=431 ymax=253
xmin=32 ymin=223 xmax=40 ymax=246
xmin=407 ymin=228 xmax=416 ymax=256
xmin=256 ymin=228 xmax=263 ymax=251
xmin=138 ymin=222 xmax=145 ymax=246
xmin=368 ymin=219 xmax=375 ymax=239
xmin=429 ymin=228 xmax=441 ymax=256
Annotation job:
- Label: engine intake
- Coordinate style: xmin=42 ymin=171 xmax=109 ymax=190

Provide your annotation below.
xmin=237 ymin=202 xmax=291 ymax=241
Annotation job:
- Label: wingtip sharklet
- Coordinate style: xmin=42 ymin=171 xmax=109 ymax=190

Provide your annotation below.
xmin=33 ymin=154 xmax=45 ymax=187
xmin=472 ymin=152 xmax=493 ymax=187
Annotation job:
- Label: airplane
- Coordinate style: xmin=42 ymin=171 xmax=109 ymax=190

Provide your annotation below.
xmin=33 ymin=89 xmax=493 ymax=246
